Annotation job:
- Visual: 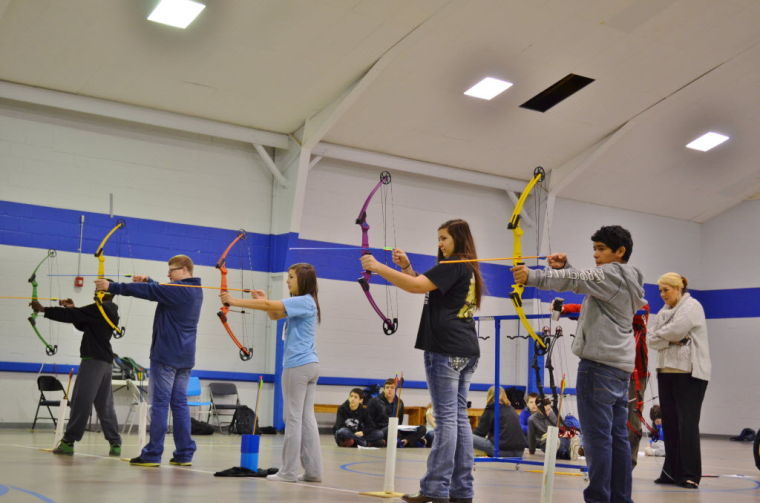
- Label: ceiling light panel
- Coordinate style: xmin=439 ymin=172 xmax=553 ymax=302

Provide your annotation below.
xmin=148 ymin=0 xmax=205 ymax=29
xmin=686 ymin=132 xmax=730 ymax=152
xmin=464 ymin=77 xmax=513 ymax=100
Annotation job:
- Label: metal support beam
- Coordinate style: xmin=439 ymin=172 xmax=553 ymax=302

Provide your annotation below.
xmin=313 ymin=142 xmax=527 ymax=193
xmin=0 ymin=80 xmax=289 ymax=149
xmin=253 ymin=143 xmax=288 ymax=187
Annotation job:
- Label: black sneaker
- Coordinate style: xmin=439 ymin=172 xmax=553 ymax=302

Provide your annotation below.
xmin=169 ymin=458 xmax=192 ymax=466
xmin=130 ymin=456 xmax=159 ymax=467
xmin=401 ymin=492 xmax=449 ymax=503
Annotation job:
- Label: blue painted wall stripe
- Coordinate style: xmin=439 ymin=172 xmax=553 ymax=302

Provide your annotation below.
xmin=2 ymin=200 xmax=759 ymax=318
xmin=0 ymin=361 xmax=562 ymax=393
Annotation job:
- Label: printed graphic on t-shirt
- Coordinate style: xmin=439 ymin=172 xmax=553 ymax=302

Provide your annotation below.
xmin=456 ymin=277 xmax=476 ymax=318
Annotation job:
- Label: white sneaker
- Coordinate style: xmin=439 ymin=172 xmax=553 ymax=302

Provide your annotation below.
xmin=569 ymin=436 xmax=581 ymax=461
xmin=298 ymin=474 xmax=322 ymax=482
xmin=266 ymin=473 xmax=296 ymax=482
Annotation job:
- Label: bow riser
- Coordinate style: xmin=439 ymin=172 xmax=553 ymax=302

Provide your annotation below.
xmin=94 ymin=220 xmax=126 ymax=338
xmin=27 ymin=249 xmax=58 ymax=356
xmin=356 ymin=171 xmax=397 ymax=335
xmin=509 ymin=167 xmax=547 ymax=349
xmin=216 ymin=230 xmax=254 ymax=361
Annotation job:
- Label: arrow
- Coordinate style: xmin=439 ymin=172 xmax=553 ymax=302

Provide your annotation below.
xmin=290 ymin=246 xmax=394 ymax=251
xmin=1 ymin=296 xmax=63 ymax=301
xmin=440 ymin=255 xmax=546 ymax=264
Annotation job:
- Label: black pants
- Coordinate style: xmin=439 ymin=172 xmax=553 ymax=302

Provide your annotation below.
xmin=657 ymin=372 xmax=707 ymax=484
xmin=64 ymin=359 xmax=121 ymax=445
xmin=379 ymin=425 xmax=427 ymax=447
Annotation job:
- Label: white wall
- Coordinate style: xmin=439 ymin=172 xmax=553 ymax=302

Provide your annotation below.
xmin=698 ymin=200 xmax=760 ymax=434
xmin=1 ymin=98 xmax=756 ymax=435
xmin=0 ymin=99 xmax=277 ymax=423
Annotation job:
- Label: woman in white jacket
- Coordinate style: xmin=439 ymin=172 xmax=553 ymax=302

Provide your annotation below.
xmin=647 ymin=272 xmax=710 ymax=489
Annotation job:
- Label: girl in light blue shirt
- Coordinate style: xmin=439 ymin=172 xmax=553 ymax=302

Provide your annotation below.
xmin=221 ymin=263 xmax=322 ymax=483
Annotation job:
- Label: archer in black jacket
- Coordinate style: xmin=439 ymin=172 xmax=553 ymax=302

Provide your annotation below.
xmin=32 ymin=295 xmax=122 ymax=457
xmin=333 ymin=388 xmax=383 ymax=447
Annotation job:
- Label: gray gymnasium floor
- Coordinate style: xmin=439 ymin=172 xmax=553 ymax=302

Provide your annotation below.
xmin=1 ymin=429 xmax=758 ymax=502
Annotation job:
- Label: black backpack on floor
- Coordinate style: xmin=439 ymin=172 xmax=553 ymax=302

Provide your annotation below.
xmin=191 ymin=417 xmax=215 ymax=435
xmin=229 ymin=405 xmax=256 ymax=434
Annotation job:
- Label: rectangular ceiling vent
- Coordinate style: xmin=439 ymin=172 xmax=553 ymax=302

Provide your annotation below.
xmin=520 ymin=73 xmax=594 ymax=112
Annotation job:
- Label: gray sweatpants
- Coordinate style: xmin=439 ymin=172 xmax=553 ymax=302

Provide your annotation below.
xmin=63 ymin=358 xmax=121 ymax=445
xmin=280 ymin=362 xmax=322 ymax=479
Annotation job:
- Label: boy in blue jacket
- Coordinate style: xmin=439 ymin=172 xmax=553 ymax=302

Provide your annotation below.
xmin=513 ymin=225 xmax=646 ymax=503
xmin=95 ymin=255 xmax=203 ymax=467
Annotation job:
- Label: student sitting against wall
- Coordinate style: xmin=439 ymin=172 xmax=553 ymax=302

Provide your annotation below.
xmin=644 ymin=405 xmax=665 ymax=457
xmin=424 ymin=403 xmax=436 ymax=447
xmin=519 ymin=392 xmax=539 ymax=437
xmin=527 ymin=398 xmax=559 ymax=455
xmin=472 ymin=386 xmax=527 ymax=457
xmin=333 ymin=388 xmax=383 ymax=447
xmin=367 ymin=378 xmax=427 ymax=447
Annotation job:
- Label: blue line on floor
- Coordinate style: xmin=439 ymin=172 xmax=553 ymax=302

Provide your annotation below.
xmin=6 ymin=485 xmax=58 ymax=502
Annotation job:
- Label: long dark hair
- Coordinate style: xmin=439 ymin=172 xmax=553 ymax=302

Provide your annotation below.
xmin=289 ymin=263 xmax=321 ymax=322
xmin=437 ymin=219 xmax=484 ymax=308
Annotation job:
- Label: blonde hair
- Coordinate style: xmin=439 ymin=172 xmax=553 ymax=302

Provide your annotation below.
xmin=169 ymin=255 xmax=194 ymax=275
xmin=657 ymin=272 xmax=688 ymax=291
xmin=485 ymin=386 xmax=510 ymax=406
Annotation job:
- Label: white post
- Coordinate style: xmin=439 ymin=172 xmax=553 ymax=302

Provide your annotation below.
xmin=541 ymin=426 xmax=560 ymax=503
xmin=359 ymin=416 xmax=404 ymax=498
xmin=137 ymin=401 xmax=148 ymax=452
xmin=383 ymin=417 xmax=400 ymax=493
xmin=52 ymin=397 xmax=68 ymax=448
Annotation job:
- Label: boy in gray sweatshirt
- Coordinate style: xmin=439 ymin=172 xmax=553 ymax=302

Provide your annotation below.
xmin=513 ymin=225 xmax=646 ymax=503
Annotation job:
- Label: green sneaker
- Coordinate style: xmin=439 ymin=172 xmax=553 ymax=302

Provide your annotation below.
xmin=109 ymin=444 xmax=122 ymax=457
xmin=52 ymin=440 xmax=74 ymax=456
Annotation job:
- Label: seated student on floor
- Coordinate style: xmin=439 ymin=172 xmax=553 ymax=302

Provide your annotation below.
xmin=519 ymin=392 xmax=539 ymax=437
xmin=644 ymin=404 xmax=665 ymax=457
xmin=424 ymin=403 xmax=436 ymax=447
xmin=333 ymin=388 xmax=383 ymax=447
xmin=367 ymin=378 xmax=427 ymax=447
xmin=472 ymin=386 xmax=527 ymax=457
xmin=527 ymin=398 xmax=559 ymax=455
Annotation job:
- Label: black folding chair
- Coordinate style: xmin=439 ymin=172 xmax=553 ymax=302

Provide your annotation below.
xmin=207 ymin=382 xmax=240 ymax=432
xmin=32 ymin=375 xmax=68 ymax=430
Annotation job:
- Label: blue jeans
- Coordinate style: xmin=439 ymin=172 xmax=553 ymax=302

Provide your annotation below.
xmin=472 ymin=435 xmax=523 ymax=458
xmin=141 ymin=362 xmax=196 ymax=463
xmin=420 ymin=351 xmax=478 ymax=499
xmin=576 ymin=359 xmax=632 ymax=503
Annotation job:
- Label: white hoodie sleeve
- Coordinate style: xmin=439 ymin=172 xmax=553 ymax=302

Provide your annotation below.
xmin=649 ymin=297 xmax=703 ymax=342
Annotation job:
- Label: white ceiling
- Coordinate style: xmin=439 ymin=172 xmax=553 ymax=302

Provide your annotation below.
xmin=1 ymin=0 xmax=758 ymax=222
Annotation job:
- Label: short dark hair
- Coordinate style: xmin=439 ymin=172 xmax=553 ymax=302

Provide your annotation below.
xmin=350 ymin=388 xmax=364 ymax=400
xmin=650 ymin=404 xmax=662 ymax=422
xmin=591 ymin=225 xmax=633 ymax=262
xmin=384 ymin=378 xmax=396 ymax=387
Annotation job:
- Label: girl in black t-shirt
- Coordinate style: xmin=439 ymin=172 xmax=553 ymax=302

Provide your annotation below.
xmin=360 ymin=219 xmax=483 ymax=503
